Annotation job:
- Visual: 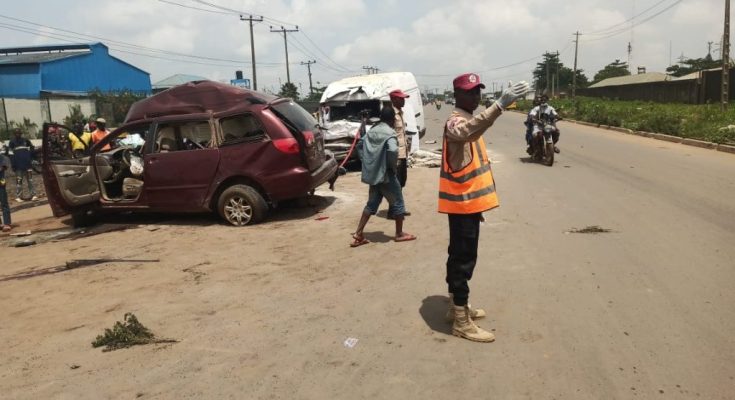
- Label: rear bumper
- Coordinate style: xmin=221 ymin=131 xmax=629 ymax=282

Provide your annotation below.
xmin=267 ymin=152 xmax=338 ymax=200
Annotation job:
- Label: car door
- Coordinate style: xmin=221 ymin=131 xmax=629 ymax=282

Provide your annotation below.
xmin=41 ymin=123 xmax=111 ymax=217
xmin=143 ymin=119 xmax=220 ymax=211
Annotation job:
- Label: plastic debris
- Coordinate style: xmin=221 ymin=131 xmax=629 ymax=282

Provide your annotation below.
xmin=343 ymin=337 xmax=359 ymax=348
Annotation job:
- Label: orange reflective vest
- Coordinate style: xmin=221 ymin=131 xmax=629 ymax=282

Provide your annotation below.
xmin=438 ymin=137 xmax=499 ymax=214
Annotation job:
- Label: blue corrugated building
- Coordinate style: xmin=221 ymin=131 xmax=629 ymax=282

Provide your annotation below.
xmin=0 ymin=42 xmax=151 ymax=99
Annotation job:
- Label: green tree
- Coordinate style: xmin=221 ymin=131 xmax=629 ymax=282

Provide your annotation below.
xmin=533 ymin=52 xmax=588 ymax=93
xmin=666 ymin=54 xmax=721 ymax=77
xmin=593 ymin=59 xmax=631 ymax=83
xmin=63 ymin=104 xmax=88 ymax=127
xmin=303 ymin=85 xmax=326 ymax=102
xmin=278 ymin=82 xmax=300 ymax=100
xmin=89 ymin=89 xmax=147 ymax=126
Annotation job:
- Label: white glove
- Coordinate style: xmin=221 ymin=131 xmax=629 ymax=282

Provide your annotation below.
xmin=497 ymin=80 xmax=530 ymax=109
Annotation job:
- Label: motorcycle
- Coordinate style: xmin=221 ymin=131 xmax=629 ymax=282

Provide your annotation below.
xmin=529 ymin=117 xmax=560 ymax=166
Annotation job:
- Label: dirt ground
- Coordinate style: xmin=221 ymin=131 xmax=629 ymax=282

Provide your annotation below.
xmin=2 ymin=105 xmax=734 ymax=399
xmin=0 ymin=165 xmax=453 ymax=399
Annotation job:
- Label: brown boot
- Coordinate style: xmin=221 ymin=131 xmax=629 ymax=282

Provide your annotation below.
xmin=445 ymin=294 xmax=486 ymax=322
xmin=452 ymin=305 xmax=495 ymax=342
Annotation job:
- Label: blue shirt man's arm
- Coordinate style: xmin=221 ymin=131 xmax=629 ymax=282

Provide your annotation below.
xmin=386 ymin=136 xmax=399 ymax=170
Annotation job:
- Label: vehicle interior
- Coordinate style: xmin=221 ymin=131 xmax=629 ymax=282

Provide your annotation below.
xmin=95 ymin=125 xmax=150 ymax=202
xmin=220 ymin=114 xmax=266 ymax=145
xmin=328 ymin=100 xmax=381 ymax=122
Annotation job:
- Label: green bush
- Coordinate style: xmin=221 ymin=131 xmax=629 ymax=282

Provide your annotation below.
xmin=517 ymin=97 xmax=735 ymax=144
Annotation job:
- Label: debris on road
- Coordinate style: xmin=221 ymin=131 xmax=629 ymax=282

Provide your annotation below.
xmin=343 ymin=337 xmax=359 ymax=348
xmin=9 ymin=230 xmax=32 ymax=237
xmin=11 ymin=239 xmax=36 ymax=247
xmin=566 ymin=225 xmax=613 ymax=234
xmin=315 ymin=216 xmax=330 ymax=221
xmin=424 ymin=140 xmax=437 ymax=144
xmin=0 ymin=258 xmax=160 ymax=282
xmin=92 ymin=313 xmax=177 ymax=352
xmin=409 ymin=149 xmax=442 ymax=168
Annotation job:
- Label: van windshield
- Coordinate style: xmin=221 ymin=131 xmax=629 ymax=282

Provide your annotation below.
xmin=271 ymin=101 xmax=317 ymax=132
xmin=329 ymin=100 xmax=381 ymax=122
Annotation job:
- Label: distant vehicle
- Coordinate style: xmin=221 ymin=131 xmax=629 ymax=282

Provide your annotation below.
xmin=41 ymin=81 xmax=338 ymax=227
xmin=319 ymin=72 xmax=426 ymax=162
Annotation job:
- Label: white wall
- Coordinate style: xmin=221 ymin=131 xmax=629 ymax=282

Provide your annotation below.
xmin=2 ymin=97 xmax=96 ymax=138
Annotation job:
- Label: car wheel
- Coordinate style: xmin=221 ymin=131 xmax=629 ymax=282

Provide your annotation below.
xmin=217 ymin=184 xmax=267 ymax=226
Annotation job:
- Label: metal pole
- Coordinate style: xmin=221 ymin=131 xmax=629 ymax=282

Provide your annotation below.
xmin=270 ymin=26 xmax=299 ymax=84
xmin=241 ymin=15 xmax=263 ymax=91
xmin=301 ymin=60 xmax=316 ymax=94
xmin=573 ymin=31 xmax=580 ymax=98
xmin=723 ymin=0 xmax=730 ymax=111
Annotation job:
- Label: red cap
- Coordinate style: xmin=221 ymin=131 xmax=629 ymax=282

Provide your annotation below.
xmin=389 ymin=89 xmax=410 ymax=98
xmin=453 ymin=73 xmax=485 ymax=91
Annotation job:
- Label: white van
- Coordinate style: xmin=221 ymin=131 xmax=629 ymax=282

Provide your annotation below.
xmin=319 ymin=72 xmax=425 ymax=161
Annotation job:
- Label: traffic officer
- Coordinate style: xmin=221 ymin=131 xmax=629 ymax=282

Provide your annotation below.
xmin=439 ymin=73 xmax=528 ymax=342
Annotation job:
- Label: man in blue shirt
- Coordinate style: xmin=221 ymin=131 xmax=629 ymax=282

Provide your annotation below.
xmin=350 ymin=107 xmax=416 ymax=247
xmin=0 ymin=153 xmax=11 ymax=232
xmin=8 ymin=129 xmax=37 ymax=202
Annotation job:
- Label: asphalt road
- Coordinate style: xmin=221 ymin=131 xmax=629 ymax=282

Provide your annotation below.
xmin=420 ymin=103 xmax=735 ymax=399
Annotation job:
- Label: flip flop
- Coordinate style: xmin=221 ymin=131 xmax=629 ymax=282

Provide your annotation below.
xmin=394 ymin=233 xmax=416 ymax=243
xmin=350 ymin=237 xmax=370 ymax=247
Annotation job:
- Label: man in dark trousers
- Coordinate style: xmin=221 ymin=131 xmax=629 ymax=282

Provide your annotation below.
xmin=0 ymin=153 xmax=11 ymax=231
xmin=439 ymin=74 xmax=528 ymax=342
xmin=8 ymin=128 xmax=37 ymax=202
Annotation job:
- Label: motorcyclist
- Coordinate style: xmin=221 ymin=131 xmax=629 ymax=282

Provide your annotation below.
xmin=524 ymin=96 xmax=541 ymax=154
xmin=529 ymin=94 xmax=561 ymax=153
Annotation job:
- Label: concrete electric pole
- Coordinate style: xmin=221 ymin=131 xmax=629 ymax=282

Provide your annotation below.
xmin=270 ymin=25 xmax=299 ymax=84
xmin=240 ymin=15 xmax=263 ymax=91
xmin=301 ymin=60 xmax=316 ymax=94
xmin=572 ymin=31 xmax=581 ymax=99
xmin=722 ymin=0 xmax=731 ymax=111
xmin=362 ymin=66 xmax=379 ymax=75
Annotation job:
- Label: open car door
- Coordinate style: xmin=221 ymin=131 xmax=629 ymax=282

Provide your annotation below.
xmin=41 ymin=123 xmax=108 ymax=217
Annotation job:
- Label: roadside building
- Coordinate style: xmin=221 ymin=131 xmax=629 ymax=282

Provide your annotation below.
xmin=152 ymin=74 xmax=207 ymax=94
xmin=0 ymin=43 xmax=151 ymax=135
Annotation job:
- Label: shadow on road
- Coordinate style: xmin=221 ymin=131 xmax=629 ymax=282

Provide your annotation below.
xmin=419 ymin=295 xmax=452 ymax=336
xmin=361 ymin=231 xmax=393 ymax=244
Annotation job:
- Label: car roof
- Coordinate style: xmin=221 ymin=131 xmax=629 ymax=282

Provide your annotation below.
xmin=124 ymin=80 xmax=279 ymax=124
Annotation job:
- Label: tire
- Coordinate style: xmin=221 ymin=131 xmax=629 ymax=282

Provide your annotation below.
xmin=217 ymin=184 xmax=268 ymax=226
xmin=545 ymin=142 xmax=554 ymax=166
xmin=71 ymin=210 xmax=96 ymax=228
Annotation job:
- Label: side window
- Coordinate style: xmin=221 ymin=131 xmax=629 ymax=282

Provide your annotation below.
xmin=154 ymin=121 xmax=210 ymax=153
xmin=220 ymin=114 xmax=265 ymax=145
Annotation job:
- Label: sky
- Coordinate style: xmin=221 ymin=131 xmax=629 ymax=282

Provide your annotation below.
xmin=0 ymin=0 xmax=729 ymax=95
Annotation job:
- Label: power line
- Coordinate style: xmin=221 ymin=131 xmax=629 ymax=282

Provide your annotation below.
xmin=584 ymin=0 xmax=671 ymax=35
xmin=156 ymin=0 xmax=232 ymax=14
xmin=582 ymin=1 xmax=683 ymax=42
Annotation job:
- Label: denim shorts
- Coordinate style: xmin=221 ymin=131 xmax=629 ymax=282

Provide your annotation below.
xmin=363 ymin=173 xmax=405 ymax=216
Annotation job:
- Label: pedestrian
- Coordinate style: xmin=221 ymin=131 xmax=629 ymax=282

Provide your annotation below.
xmin=91 ymin=117 xmax=111 ymax=151
xmin=388 ymin=89 xmax=412 ymax=218
xmin=84 ymin=117 xmax=96 ymax=133
xmin=0 ymin=153 xmax=11 ymax=232
xmin=7 ymin=128 xmax=37 ymax=202
xmin=439 ymin=73 xmax=528 ymax=342
xmin=350 ymin=106 xmax=416 ymax=247
xmin=68 ymin=121 xmax=92 ymax=158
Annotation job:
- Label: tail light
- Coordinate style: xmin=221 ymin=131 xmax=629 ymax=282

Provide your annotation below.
xmin=272 ymin=138 xmax=300 ymax=154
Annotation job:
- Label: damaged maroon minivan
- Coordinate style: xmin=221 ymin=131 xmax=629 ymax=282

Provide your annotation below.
xmin=42 ymin=81 xmax=338 ymax=226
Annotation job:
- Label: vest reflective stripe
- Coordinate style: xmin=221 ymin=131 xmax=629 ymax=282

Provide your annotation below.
xmin=438 ymin=136 xmax=499 ymax=214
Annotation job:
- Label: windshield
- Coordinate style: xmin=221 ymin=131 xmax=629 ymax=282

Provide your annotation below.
xmin=328 ymin=100 xmax=381 ymax=122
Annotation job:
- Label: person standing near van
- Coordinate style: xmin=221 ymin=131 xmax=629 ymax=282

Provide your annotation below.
xmin=8 ymin=128 xmax=37 ymax=202
xmin=91 ymin=118 xmax=111 ymax=151
xmin=350 ymin=107 xmax=416 ymax=247
xmin=0 ymin=153 xmax=12 ymax=231
xmin=440 ymin=73 xmax=528 ymax=342
xmin=389 ymin=89 xmax=412 ymax=218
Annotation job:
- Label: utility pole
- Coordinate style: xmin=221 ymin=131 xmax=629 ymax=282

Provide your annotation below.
xmin=270 ymin=25 xmax=299 ymax=84
xmin=555 ymin=50 xmax=560 ymax=97
xmin=545 ymin=51 xmax=550 ymax=94
xmin=240 ymin=15 xmax=263 ymax=91
xmin=300 ymin=60 xmax=316 ymax=94
xmin=572 ymin=31 xmax=581 ymax=98
xmin=708 ymin=41 xmax=715 ymax=58
xmin=723 ymin=0 xmax=731 ymax=111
